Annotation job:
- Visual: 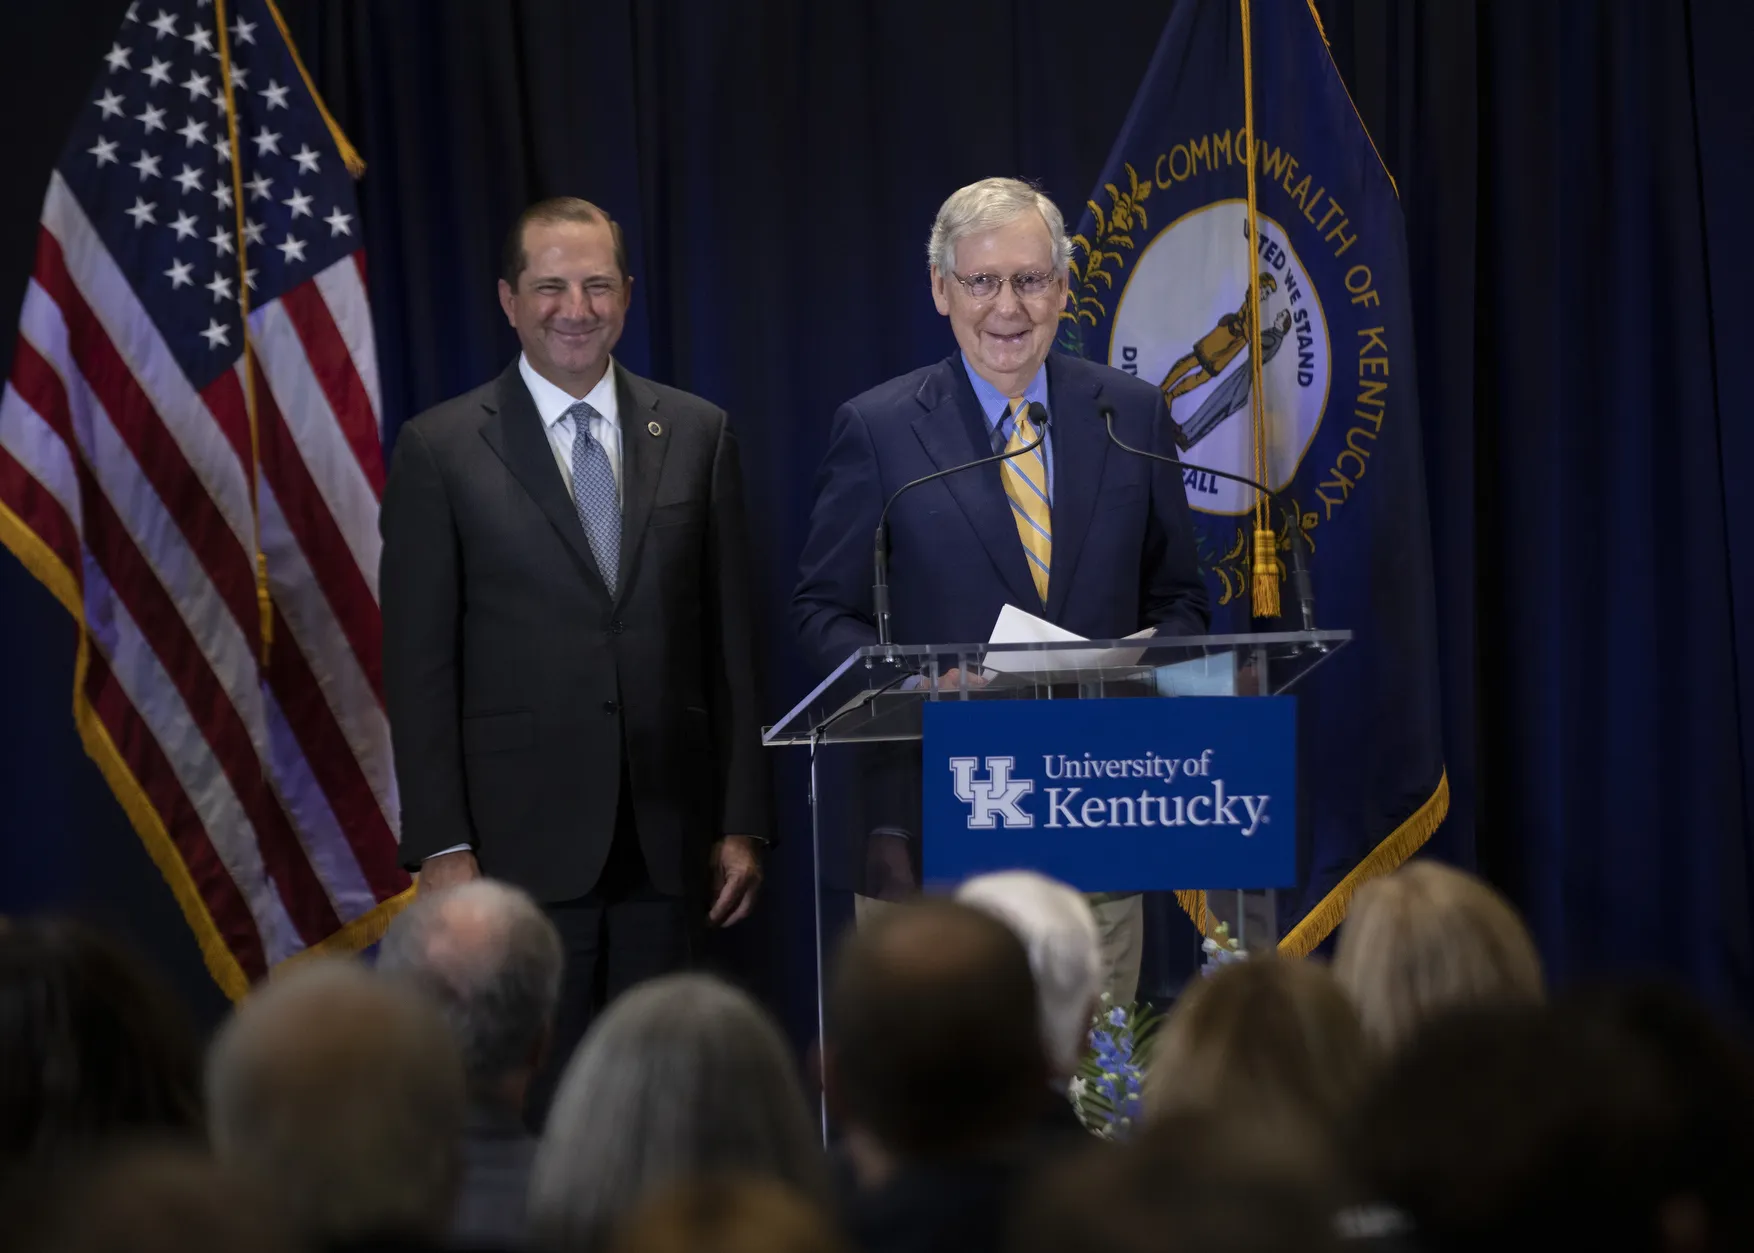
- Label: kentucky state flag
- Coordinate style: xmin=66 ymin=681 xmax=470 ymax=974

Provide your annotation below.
xmin=1063 ymin=0 xmax=1447 ymax=954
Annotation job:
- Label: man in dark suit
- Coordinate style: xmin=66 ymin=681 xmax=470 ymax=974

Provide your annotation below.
xmin=379 ymin=198 xmax=766 ymax=1114
xmin=791 ymin=178 xmax=1208 ymax=999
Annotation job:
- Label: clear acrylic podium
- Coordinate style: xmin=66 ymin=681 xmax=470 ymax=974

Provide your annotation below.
xmin=764 ymin=630 xmax=1351 ymax=1053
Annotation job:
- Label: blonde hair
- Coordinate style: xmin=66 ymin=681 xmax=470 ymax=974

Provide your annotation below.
xmin=608 ymin=1175 xmax=846 ymax=1253
xmin=1332 ymin=861 xmax=1544 ymax=1053
xmin=1145 ymin=957 xmax=1369 ymax=1137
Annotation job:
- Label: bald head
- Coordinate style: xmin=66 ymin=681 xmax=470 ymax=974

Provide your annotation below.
xmin=378 ymin=880 xmax=562 ymax=1096
xmin=828 ymin=899 xmax=1045 ymax=1158
xmin=206 ymin=960 xmax=465 ymax=1245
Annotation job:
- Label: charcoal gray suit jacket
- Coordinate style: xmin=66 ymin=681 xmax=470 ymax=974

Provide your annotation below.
xmin=380 ymin=358 xmax=766 ymax=902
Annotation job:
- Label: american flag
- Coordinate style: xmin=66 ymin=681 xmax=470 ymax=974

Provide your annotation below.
xmin=0 ymin=0 xmax=409 ymax=996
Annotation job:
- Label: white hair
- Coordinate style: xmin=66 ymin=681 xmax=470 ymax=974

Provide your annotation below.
xmin=955 ymin=871 xmax=1101 ymax=1076
xmin=927 ymin=177 xmax=1074 ymax=277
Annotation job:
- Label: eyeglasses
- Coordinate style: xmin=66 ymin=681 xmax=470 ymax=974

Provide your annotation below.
xmin=949 ymin=271 xmax=1061 ymax=302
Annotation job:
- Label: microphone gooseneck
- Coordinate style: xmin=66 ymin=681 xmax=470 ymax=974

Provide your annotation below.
xmin=1100 ymin=406 xmax=1317 ymax=632
xmin=873 ymin=402 xmax=1051 ymax=647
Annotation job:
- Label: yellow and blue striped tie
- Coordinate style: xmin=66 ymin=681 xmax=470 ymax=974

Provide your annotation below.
xmin=1001 ymin=398 xmax=1051 ymax=603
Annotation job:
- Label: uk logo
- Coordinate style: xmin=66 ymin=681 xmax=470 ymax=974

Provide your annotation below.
xmin=948 ymin=756 xmax=1035 ymax=829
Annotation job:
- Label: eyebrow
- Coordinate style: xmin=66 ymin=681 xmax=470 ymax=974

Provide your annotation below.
xmin=528 ymin=273 xmax=617 ymax=285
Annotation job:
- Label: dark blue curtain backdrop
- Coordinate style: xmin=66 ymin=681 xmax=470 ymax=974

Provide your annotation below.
xmin=2 ymin=0 xmax=1750 ymax=1034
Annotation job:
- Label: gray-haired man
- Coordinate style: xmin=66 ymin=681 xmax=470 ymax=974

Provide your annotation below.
xmin=378 ymin=879 xmax=563 ymax=1246
xmin=793 ymin=177 xmax=1209 ymax=1002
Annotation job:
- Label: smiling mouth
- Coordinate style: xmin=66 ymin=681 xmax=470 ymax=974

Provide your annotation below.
xmin=986 ymin=330 xmax=1029 ymax=346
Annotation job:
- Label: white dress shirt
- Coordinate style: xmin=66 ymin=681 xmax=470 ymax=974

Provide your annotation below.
xmin=423 ymin=356 xmax=625 ymax=865
xmin=519 ymin=352 xmax=623 ymax=507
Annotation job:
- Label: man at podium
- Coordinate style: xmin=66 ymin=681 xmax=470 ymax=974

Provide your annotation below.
xmin=791 ymin=177 xmax=1209 ymax=1002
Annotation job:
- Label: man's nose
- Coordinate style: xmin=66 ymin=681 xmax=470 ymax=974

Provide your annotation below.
xmin=559 ymin=286 xmax=591 ymax=319
xmin=993 ymin=279 xmax=1025 ymax=316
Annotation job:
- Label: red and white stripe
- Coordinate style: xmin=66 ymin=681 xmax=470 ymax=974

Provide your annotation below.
xmin=0 ymin=172 xmax=406 ymax=980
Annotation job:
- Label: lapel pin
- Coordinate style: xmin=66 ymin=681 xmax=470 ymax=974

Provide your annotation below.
xmin=647 ymin=420 xmax=662 ymax=437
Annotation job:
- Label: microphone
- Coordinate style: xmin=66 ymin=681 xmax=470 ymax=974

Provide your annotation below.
xmin=1100 ymin=406 xmax=1317 ymax=632
xmin=873 ymin=402 xmax=1051 ymax=647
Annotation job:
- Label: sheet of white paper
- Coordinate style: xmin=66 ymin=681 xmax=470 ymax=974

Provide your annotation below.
xmin=982 ymin=604 xmax=1150 ymax=674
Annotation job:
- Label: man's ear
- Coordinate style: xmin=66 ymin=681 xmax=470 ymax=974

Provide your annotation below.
xmin=930 ymin=267 xmax=951 ymax=317
xmin=497 ymin=278 xmax=517 ymax=326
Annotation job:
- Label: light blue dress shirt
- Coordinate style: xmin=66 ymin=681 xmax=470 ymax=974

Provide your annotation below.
xmin=961 ymin=353 xmax=1052 ymax=503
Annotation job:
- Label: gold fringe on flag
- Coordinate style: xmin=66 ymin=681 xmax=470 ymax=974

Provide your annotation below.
xmin=1278 ymin=771 xmax=1451 ymax=957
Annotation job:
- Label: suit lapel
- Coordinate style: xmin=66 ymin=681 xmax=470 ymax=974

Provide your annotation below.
xmin=614 ymin=364 xmax=671 ymax=602
xmin=1044 ymin=353 xmax=1110 ymax=620
xmin=911 ymin=357 xmax=1040 ymax=611
xmin=477 ymin=360 xmax=608 ymax=588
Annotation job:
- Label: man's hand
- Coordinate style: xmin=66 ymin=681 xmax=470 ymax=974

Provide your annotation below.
xmin=417 ymin=849 xmax=480 ymax=893
xmin=933 ymin=667 xmax=989 ymax=691
xmin=707 ymin=835 xmax=763 ymax=927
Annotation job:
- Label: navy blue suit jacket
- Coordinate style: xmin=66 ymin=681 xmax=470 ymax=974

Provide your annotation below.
xmin=793 ymin=352 xmax=1209 ymax=680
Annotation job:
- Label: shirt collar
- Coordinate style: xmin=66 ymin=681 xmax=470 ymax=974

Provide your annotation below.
xmin=518 ymin=353 xmax=619 ymax=430
xmin=961 ymin=353 xmax=1049 ymax=431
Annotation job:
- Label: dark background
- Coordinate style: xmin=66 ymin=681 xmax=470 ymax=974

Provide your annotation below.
xmin=2 ymin=0 xmax=1751 ymax=1039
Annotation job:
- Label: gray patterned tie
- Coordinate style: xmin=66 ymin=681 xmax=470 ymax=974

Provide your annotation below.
xmin=566 ymin=401 xmax=620 ymax=594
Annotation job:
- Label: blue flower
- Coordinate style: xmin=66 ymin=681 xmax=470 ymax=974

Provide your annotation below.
xmin=1108 ymin=1006 xmax=1128 ymax=1027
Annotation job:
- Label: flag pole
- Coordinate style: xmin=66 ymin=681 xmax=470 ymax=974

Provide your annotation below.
xmin=214 ymin=0 xmax=272 ymax=665
xmin=1239 ymin=0 xmax=1281 ymax=618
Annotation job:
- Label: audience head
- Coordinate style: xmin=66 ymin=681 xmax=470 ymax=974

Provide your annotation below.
xmin=1347 ymin=1003 xmax=1696 ymax=1253
xmin=530 ymin=973 xmax=825 ymax=1253
xmin=1145 ymin=956 xmax=1369 ymax=1142
xmin=1332 ymin=861 xmax=1543 ymax=1052
xmin=1014 ymin=1112 xmax=1341 ymax=1253
xmin=0 ymin=917 xmax=202 ymax=1174
xmin=13 ymin=1141 xmax=297 ymax=1253
xmin=827 ymin=898 xmax=1047 ymax=1160
xmin=377 ymin=879 xmax=563 ymax=1106
xmin=956 ymin=871 xmax=1101 ymax=1078
xmin=1562 ymin=982 xmax=1754 ymax=1250
xmin=608 ymin=1174 xmax=847 ymax=1253
xmin=205 ymin=959 xmax=466 ymax=1247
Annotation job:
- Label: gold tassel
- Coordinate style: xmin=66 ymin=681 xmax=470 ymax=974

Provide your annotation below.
xmin=1252 ymin=527 xmax=1281 ymax=618
xmin=1174 ymin=889 xmax=1211 ymax=937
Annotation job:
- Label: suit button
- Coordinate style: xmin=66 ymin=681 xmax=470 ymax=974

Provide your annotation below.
xmin=610 ymin=620 xmax=625 ymax=635
xmin=602 ymin=700 xmax=620 ymax=715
